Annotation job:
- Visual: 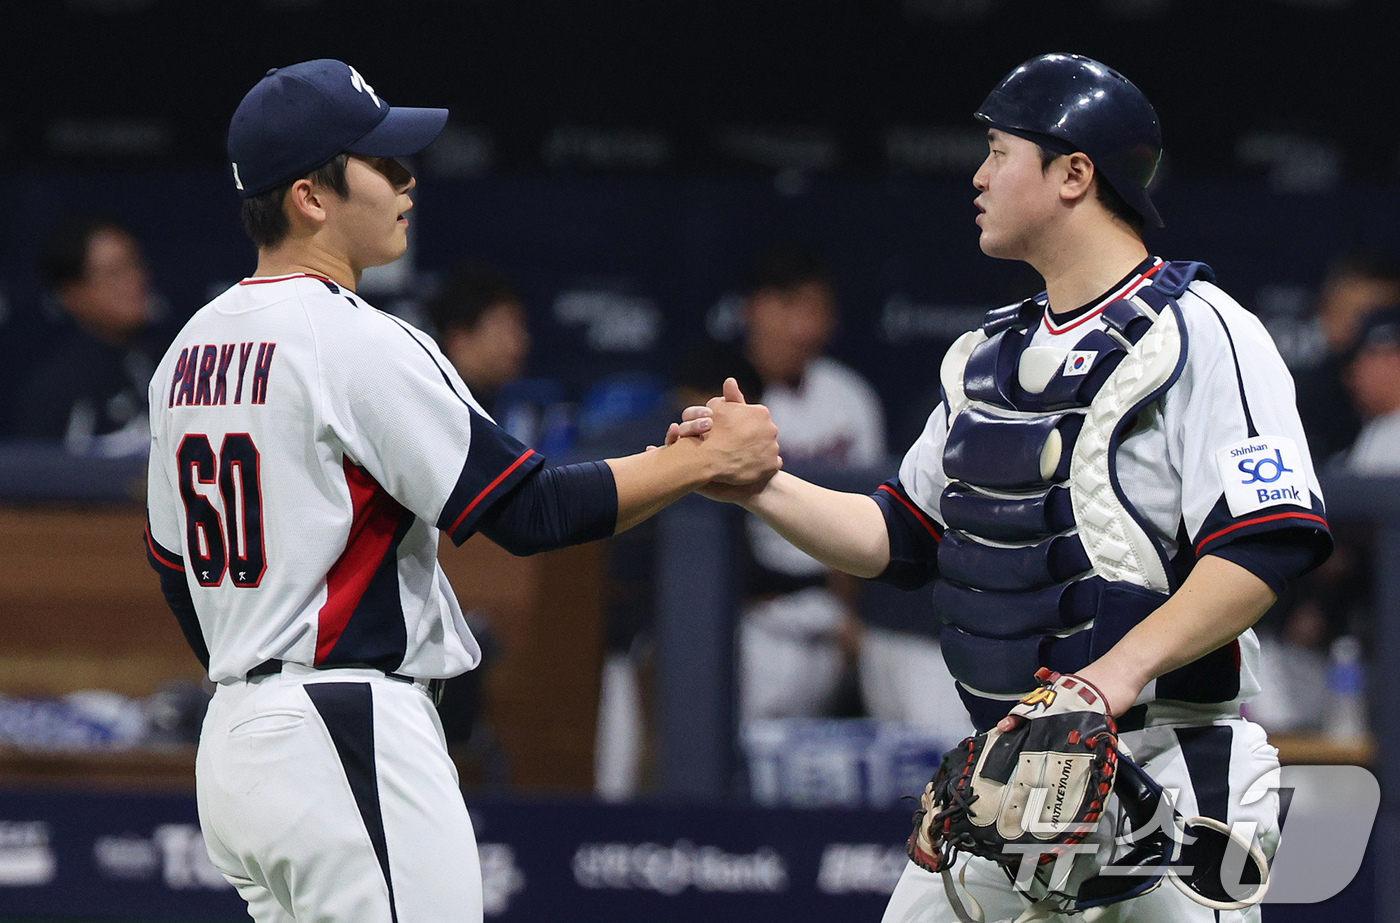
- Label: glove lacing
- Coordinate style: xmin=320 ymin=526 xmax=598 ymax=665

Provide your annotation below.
xmin=940 ymin=862 xmax=1113 ymax=923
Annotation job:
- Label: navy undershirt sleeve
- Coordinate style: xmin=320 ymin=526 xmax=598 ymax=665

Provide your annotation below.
xmin=144 ymin=527 xmax=210 ymax=669
xmin=870 ymin=478 xmax=943 ymax=590
xmin=1204 ymin=530 xmax=1317 ymax=597
xmin=476 ymin=460 xmax=619 ymax=556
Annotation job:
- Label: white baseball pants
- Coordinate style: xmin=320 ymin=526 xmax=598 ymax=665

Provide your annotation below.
xmin=196 ymin=665 xmax=481 ymax=922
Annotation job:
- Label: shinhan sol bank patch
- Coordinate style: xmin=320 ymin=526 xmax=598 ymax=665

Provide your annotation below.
xmin=1217 ymin=435 xmax=1309 ymax=517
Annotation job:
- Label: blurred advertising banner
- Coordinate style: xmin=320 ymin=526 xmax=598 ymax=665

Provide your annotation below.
xmin=0 ymin=767 xmax=1379 ymax=921
xmin=0 ymin=789 xmax=906 ymax=920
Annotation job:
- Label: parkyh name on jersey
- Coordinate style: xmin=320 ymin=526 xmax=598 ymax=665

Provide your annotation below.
xmin=167 ymin=341 xmax=278 ymax=408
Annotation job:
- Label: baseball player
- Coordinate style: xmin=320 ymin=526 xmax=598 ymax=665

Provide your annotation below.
xmin=674 ymin=54 xmax=1332 ymax=921
xmin=732 ymin=242 xmax=889 ymax=724
xmin=142 ymin=59 xmax=778 ymax=923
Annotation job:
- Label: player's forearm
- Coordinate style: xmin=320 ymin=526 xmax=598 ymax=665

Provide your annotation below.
xmin=605 ymin=440 xmax=719 ymax=534
xmin=1078 ymin=555 xmax=1276 ymax=714
xmin=608 ymin=396 xmax=781 ymax=533
xmin=742 ymin=471 xmax=891 ymax=578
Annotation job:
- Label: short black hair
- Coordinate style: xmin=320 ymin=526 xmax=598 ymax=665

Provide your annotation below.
xmin=425 ymin=262 xmax=525 ymax=336
xmin=240 ymin=153 xmax=351 ymax=250
xmin=745 ymin=241 xmax=835 ymax=295
xmin=38 ymin=214 xmax=135 ymax=289
xmin=1325 ymin=248 xmax=1400 ymax=286
xmin=674 ymin=341 xmax=764 ymax=403
xmin=1037 ymin=145 xmax=1145 ymax=236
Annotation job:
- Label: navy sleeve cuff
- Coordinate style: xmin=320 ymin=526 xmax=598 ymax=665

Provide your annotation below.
xmin=1205 ymin=532 xmax=1320 ymax=597
xmin=477 ymin=460 xmax=619 ymax=556
xmin=870 ymin=478 xmax=943 ymax=590
xmin=438 ymin=407 xmax=547 ymax=545
xmin=1193 ymin=494 xmax=1333 ymax=578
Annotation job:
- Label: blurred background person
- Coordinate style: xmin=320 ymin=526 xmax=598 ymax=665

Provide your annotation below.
xmin=1343 ymin=305 xmax=1400 ymax=474
xmin=425 ymin=262 xmax=531 ymax=414
xmin=423 ymin=261 xmax=541 ymax=776
xmin=584 ymin=341 xmax=762 ymax=801
xmin=1247 ymin=302 xmax=1400 ymax=734
xmin=856 ymin=580 xmax=973 ymax=741
xmin=1334 ymin=304 xmax=1400 ymax=740
xmin=733 ymin=241 xmax=886 ymax=723
xmin=426 ymin=260 xmax=578 ymax=455
xmin=426 ymin=261 xmax=533 ymax=419
xmin=9 ymin=214 xmax=165 ymax=456
xmin=1292 ymin=249 xmax=1400 ymax=466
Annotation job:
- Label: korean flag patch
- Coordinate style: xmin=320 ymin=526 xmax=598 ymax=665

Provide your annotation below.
xmin=1063 ymin=350 xmax=1097 ymax=377
xmin=1217 ymin=436 xmax=1310 ymax=517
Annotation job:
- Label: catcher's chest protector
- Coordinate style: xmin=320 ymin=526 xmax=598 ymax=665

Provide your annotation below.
xmin=937 ymin=262 xmax=1214 ymax=719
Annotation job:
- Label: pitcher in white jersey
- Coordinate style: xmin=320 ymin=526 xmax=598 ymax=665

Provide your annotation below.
xmin=669 ymin=54 xmax=1332 ymax=922
xmin=144 ymin=59 xmax=780 ymax=923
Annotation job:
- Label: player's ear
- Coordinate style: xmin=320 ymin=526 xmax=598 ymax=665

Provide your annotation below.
xmin=1059 ymin=152 xmax=1096 ymax=205
xmin=285 ymin=178 xmax=329 ymax=226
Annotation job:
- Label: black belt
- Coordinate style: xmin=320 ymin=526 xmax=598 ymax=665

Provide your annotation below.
xmin=247 ymin=659 xmax=446 ymax=706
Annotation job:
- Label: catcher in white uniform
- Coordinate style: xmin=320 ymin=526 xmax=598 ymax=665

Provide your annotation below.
xmin=672 ymin=54 xmax=1331 ymax=921
xmin=144 ymin=59 xmax=778 ymax=923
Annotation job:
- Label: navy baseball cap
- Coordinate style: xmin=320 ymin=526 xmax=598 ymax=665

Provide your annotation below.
xmin=228 ymin=59 xmax=448 ymax=198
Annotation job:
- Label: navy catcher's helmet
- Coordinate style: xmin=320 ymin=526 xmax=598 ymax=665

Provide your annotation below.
xmin=976 ymin=53 xmax=1163 ymax=228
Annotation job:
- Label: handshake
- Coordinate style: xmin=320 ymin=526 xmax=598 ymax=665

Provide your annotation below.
xmin=652 ymin=376 xmax=783 ymax=501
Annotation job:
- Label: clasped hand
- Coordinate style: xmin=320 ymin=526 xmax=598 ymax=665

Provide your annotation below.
xmin=656 ymin=377 xmax=781 ymax=498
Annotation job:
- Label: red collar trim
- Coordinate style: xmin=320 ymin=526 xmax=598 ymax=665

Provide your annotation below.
xmin=1041 ymin=259 xmax=1165 ymax=335
xmin=239 ymin=272 xmax=335 ymax=286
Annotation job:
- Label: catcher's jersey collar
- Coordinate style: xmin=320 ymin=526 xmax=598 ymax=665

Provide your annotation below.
xmin=1041 ymin=256 xmax=1164 ymax=335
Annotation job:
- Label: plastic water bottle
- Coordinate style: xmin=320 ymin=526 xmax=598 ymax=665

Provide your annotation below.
xmin=1324 ymin=635 xmax=1369 ymax=742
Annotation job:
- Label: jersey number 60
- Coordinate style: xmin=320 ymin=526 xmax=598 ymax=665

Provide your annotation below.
xmin=177 ymin=433 xmax=266 ymax=588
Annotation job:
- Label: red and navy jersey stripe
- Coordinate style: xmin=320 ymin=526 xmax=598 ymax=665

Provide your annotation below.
xmin=1192 ymin=493 xmax=1332 ymax=568
xmin=316 ymin=460 xmax=416 ymax=671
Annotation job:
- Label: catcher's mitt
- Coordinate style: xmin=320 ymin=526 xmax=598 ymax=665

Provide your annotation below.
xmin=908 ymin=667 xmax=1272 ymax=918
xmin=908 ymin=668 xmax=1119 ymax=877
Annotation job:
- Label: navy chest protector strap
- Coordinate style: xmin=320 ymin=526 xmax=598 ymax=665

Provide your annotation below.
xmin=935 ymin=262 xmax=1227 ymax=720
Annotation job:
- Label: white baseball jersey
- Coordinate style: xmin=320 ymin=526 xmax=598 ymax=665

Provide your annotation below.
xmin=748 ymin=356 xmax=887 ymax=578
xmin=738 ymin=357 xmax=887 ymax=719
xmin=897 ymin=259 xmax=1328 ymax=712
xmin=145 ymin=273 xmax=541 ymax=683
xmin=1347 ymin=409 xmax=1400 ymax=474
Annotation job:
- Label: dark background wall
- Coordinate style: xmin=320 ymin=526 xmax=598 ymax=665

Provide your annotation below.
xmin=2 ymin=0 xmax=1397 ymax=440
xmin=4 ymin=0 xmax=1396 ymax=181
